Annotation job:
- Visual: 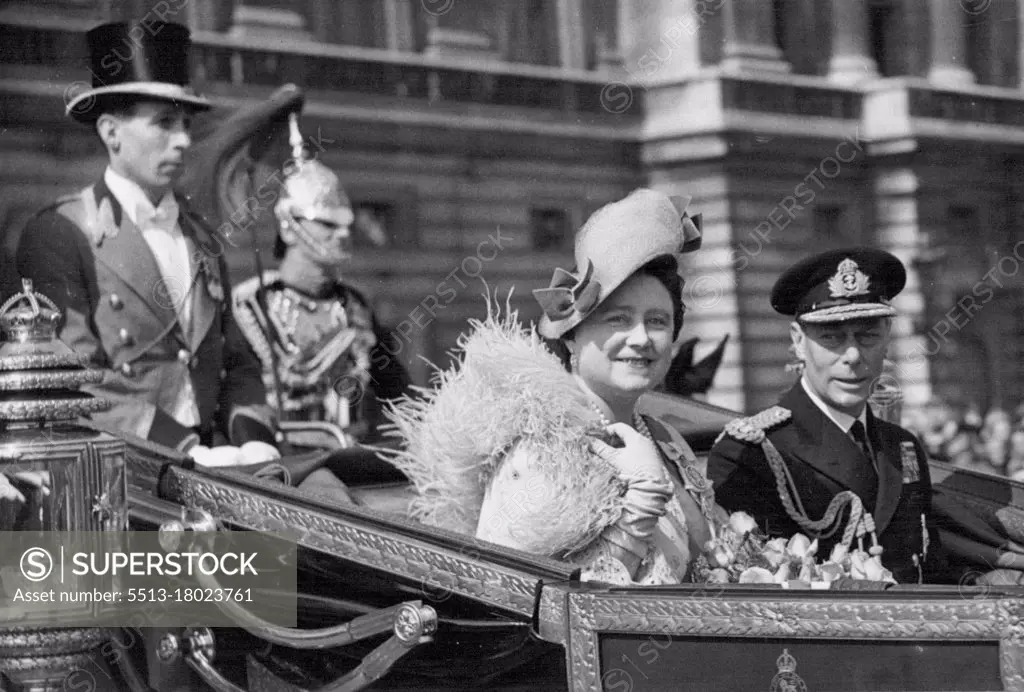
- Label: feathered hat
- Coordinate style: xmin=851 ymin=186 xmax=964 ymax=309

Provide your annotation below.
xmin=533 ymin=189 xmax=703 ymax=339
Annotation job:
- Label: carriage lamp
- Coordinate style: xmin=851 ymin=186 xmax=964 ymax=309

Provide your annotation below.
xmin=0 ymin=278 xmax=128 ymax=691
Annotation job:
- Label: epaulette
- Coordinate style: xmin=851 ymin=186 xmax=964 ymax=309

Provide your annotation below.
xmin=716 ymin=405 xmax=792 ymax=445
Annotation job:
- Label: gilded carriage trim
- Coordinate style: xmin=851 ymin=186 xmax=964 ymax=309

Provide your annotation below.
xmin=566 ymin=590 xmax=1024 ymax=692
xmin=0 ymin=627 xmax=109 ymax=656
xmin=0 ymin=398 xmax=111 ymax=421
xmin=1003 ymin=602 xmax=1024 ymax=691
xmin=159 ymin=466 xmax=576 ymax=644
xmin=0 ymin=368 xmax=103 ymax=391
xmin=0 ymin=353 xmax=88 ymax=371
xmin=0 ymin=650 xmax=105 ymax=673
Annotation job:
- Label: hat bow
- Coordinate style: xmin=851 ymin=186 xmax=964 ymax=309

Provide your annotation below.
xmin=533 ymin=260 xmax=602 ymax=322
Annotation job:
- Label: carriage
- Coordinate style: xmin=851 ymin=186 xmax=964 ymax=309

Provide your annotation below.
xmin=2 ymin=296 xmax=1024 ymax=692
xmin=3 ymin=84 xmax=1024 ymax=692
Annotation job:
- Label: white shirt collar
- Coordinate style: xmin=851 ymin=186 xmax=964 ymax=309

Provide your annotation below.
xmin=103 ymin=167 xmax=177 ymax=227
xmin=800 ymin=375 xmax=868 ymax=434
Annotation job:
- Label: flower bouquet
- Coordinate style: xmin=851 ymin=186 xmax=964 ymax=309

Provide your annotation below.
xmin=693 ymin=511 xmax=897 ymax=589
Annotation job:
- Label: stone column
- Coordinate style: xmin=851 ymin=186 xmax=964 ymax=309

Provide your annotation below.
xmin=556 ymin=0 xmax=587 ymax=69
xmin=873 ymin=166 xmax=933 ymax=415
xmin=927 ymin=0 xmax=974 ymax=86
xmin=827 ymin=0 xmax=878 ymax=84
xmin=721 ymin=0 xmax=790 ymax=73
xmin=382 ymin=0 xmax=416 ymax=52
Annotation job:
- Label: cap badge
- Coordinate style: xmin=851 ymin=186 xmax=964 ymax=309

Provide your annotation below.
xmin=828 ymin=258 xmax=870 ymax=299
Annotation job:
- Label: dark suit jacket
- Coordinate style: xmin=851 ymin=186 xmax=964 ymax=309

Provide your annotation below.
xmin=707 ymin=382 xmax=949 ymax=584
xmin=16 ymin=178 xmax=274 ymax=450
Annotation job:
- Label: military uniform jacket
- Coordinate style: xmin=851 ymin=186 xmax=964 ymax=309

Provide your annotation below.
xmin=707 ymin=382 xmax=947 ymax=584
xmin=16 ymin=178 xmax=274 ymax=450
xmin=232 ymin=273 xmax=412 ymax=442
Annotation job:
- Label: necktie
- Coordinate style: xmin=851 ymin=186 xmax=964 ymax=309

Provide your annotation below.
xmin=850 ymin=420 xmax=877 ymax=473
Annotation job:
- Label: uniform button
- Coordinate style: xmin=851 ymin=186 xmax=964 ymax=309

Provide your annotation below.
xmin=219 ymin=369 xmax=227 ymax=379
xmin=120 ymin=362 xmax=133 ymax=377
xmin=118 ymin=328 xmax=134 ymax=346
xmin=177 ymin=348 xmax=191 ymax=365
xmin=109 ymin=294 xmax=123 ymax=310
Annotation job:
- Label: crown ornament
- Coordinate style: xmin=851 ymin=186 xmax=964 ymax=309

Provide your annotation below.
xmin=0 ymin=279 xmax=62 ymax=344
xmin=776 ymin=649 xmax=797 ymax=674
xmin=827 ymin=258 xmax=870 ymax=299
xmin=0 ymin=279 xmax=110 ymax=423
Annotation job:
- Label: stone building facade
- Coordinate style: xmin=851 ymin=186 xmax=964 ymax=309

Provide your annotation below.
xmin=2 ymin=0 xmax=1024 ymax=416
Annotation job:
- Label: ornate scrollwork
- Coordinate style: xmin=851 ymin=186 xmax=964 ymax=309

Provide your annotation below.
xmin=0 ymin=627 xmax=108 ymax=655
xmin=160 ymin=469 xmax=564 ymax=633
xmin=567 ymin=590 xmax=1024 ymax=692
xmin=0 ymin=397 xmax=111 ymax=421
xmin=0 ymin=368 xmax=103 ymax=391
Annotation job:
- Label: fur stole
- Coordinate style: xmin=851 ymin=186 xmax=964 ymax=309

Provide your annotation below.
xmin=379 ymin=299 xmax=626 ymax=558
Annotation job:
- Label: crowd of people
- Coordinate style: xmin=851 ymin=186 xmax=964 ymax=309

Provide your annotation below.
xmin=903 ymin=400 xmax=1024 ymax=481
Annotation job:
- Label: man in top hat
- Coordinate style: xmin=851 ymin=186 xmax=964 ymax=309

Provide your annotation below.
xmin=17 ymin=20 xmax=278 ymax=466
xmin=223 ymin=96 xmax=411 ymax=446
xmin=706 ymin=248 xmax=950 ymax=584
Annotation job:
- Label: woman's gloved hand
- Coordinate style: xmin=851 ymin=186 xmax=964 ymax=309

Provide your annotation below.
xmin=589 ymin=422 xmax=674 ymax=562
xmin=589 ymin=422 xmax=669 ymax=481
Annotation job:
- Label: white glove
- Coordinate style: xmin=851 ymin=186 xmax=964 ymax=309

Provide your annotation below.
xmin=188 ymin=445 xmax=247 ymax=468
xmin=589 ymin=422 xmax=668 ymax=481
xmin=589 ymin=423 xmax=673 ymax=546
xmin=239 ymin=441 xmax=281 ymax=464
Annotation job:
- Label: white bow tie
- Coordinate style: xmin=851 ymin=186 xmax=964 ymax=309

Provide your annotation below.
xmin=136 ymin=200 xmax=179 ymax=233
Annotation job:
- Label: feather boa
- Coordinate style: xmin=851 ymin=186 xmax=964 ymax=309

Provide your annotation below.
xmin=378 ymin=297 xmax=626 ymax=558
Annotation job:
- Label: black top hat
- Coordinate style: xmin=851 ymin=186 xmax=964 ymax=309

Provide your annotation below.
xmin=771 ymin=247 xmax=906 ymax=323
xmin=66 ymin=21 xmax=211 ymax=123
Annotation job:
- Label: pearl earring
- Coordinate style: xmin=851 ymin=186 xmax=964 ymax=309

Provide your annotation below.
xmin=569 ymin=352 xmax=579 ymax=370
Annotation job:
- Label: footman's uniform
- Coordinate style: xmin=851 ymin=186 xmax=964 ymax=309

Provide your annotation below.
xmin=15 ymin=20 xmax=275 ymax=451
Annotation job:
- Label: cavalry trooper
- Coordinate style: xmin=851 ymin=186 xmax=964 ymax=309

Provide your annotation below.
xmin=16 ymin=20 xmax=278 ymax=466
xmin=229 ymin=99 xmax=411 ymax=446
xmin=706 ymin=248 xmax=951 ymax=584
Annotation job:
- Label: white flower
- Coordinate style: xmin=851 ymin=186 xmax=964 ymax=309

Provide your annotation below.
xmin=849 ymin=551 xmax=868 ymax=580
xmin=797 ymin=562 xmax=814 ymax=583
xmin=738 ymin=567 xmax=775 ymax=584
xmin=729 ymin=511 xmax=758 ymax=536
xmin=707 ymin=568 xmax=731 ymax=584
xmin=773 ymin=563 xmax=791 ymax=583
xmin=709 ymin=544 xmax=736 ymax=568
xmin=819 ymin=563 xmax=845 ymax=582
xmin=786 ymin=534 xmax=812 ymax=559
xmin=806 ymin=538 xmax=819 ymax=557
xmin=762 ymin=538 xmax=788 ymax=568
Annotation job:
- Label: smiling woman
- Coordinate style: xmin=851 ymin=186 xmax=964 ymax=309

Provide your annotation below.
xmin=381 ymin=189 xmax=731 ymax=585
